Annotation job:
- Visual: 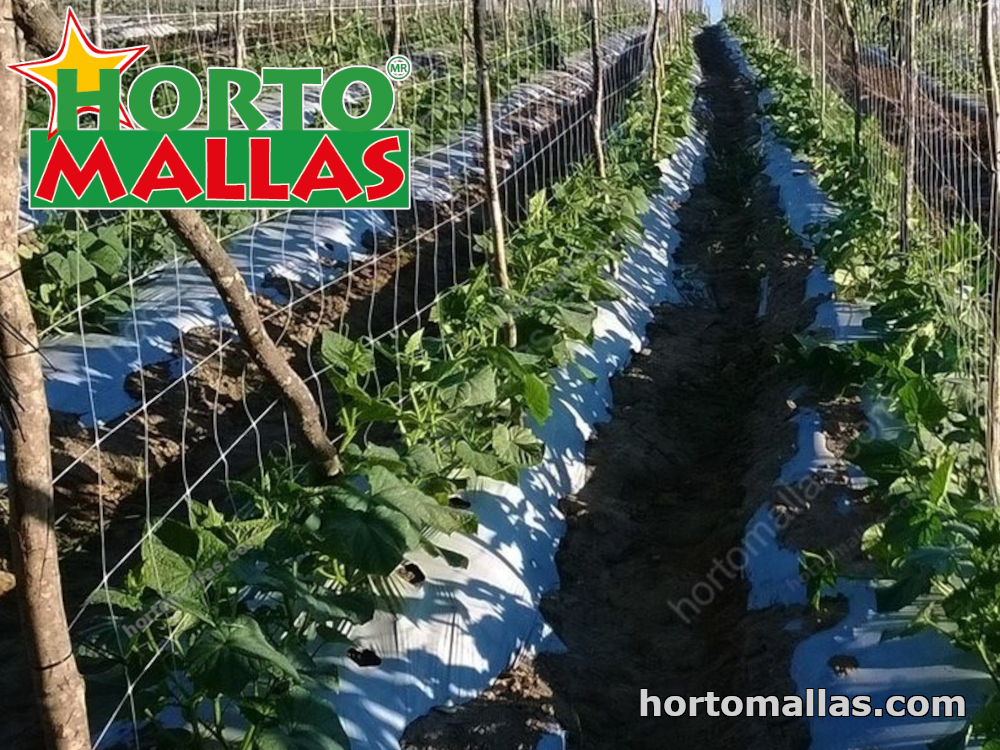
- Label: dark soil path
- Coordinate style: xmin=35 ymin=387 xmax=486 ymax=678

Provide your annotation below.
xmin=404 ymin=25 xmax=821 ymax=750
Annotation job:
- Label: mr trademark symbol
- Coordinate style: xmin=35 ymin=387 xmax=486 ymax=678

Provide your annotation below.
xmin=386 ymin=55 xmax=411 ymax=81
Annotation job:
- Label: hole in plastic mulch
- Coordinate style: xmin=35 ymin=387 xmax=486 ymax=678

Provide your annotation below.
xmin=347 ymin=648 xmax=383 ymax=668
xmin=401 ymin=561 xmax=426 ymax=585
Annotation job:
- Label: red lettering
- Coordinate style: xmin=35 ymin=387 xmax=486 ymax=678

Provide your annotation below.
xmin=362 ymin=136 xmax=405 ymax=202
xmin=290 ymin=135 xmax=363 ymax=203
xmin=249 ymin=137 xmax=289 ymax=201
xmin=205 ymin=138 xmax=245 ymax=201
xmin=131 ymin=136 xmax=203 ymax=203
xmin=35 ymin=137 xmax=127 ymax=203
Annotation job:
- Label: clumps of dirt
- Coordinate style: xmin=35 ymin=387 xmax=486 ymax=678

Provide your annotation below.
xmin=403 ymin=24 xmax=834 ymax=750
xmin=403 ymin=659 xmax=558 ymax=750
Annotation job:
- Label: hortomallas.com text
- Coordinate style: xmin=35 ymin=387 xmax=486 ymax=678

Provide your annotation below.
xmin=640 ymin=689 xmax=966 ymax=719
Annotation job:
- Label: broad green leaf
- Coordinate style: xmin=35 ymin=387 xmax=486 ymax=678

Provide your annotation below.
xmin=403 ymin=328 xmax=424 ymax=356
xmin=88 ymin=246 xmax=125 ymax=277
xmin=522 ymin=373 xmax=551 ymax=424
xmin=137 ymin=533 xmax=198 ymax=600
xmin=455 ymin=441 xmax=501 ymax=476
xmin=255 ymin=687 xmax=350 ymax=750
xmin=188 ymin=615 xmax=300 ymax=696
xmin=320 ymin=331 xmax=374 ymax=376
xmin=492 ymin=424 xmax=543 ymax=468
xmin=321 ymin=505 xmax=416 ymax=575
xmin=875 ymin=568 xmax=933 ymax=613
xmin=442 ymin=366 xmax=497 ymax=409
xmin=928 ymin=455 xmax=955 ymax=505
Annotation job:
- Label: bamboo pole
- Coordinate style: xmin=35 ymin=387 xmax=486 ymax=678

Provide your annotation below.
xmin=0 ymin=0 xmax=90 ymax=746
xmin=980 ymin=0 xmax=1000 ymax=504
xmin=472 ymin=0 xmax=515 ymax=345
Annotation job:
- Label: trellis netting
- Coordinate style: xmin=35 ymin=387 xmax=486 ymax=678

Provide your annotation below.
xmin=0 ymin=0 xmax=704 ymax=747
xmin=717 ymin=6 xmax=999 ymax=748
xmin=723 ymin=0 xmax=993 ymax=419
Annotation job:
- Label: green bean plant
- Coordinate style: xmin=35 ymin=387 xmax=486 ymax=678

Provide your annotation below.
xmin=727 ymin=17 xmax=999 ymax=746
xmin=73 ymin=21 xmax=701 ymax=746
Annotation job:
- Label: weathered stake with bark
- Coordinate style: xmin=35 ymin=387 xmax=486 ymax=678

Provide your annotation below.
xmin=161 ymin=210 xmax=342 ymax=476
xmin=590 ymin=0 xmax=607 ymax=180
xmin=0 ymin=0 xmax=91 ymax=746
xmin=980 ymin=0 xmax=1000 ymax=504
xmin=899 ymin=0 xmax=917 ymax=253
xmin=13 ymin=0 xmax=342 ymax=476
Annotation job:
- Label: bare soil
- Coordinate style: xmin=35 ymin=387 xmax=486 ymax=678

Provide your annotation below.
xmin=0 ymin=40 xmax=650 ymax=749
xmin=402 ymin=26 xmax=840 ymax=750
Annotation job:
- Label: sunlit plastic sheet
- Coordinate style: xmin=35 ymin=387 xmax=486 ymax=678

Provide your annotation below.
xmin=723 ymin=26 xmax=992 ymax=750
xmin=89 ymin=79 xmax=711 ymax=750
xmin=2 ymin=27 xmax=651 ymax=486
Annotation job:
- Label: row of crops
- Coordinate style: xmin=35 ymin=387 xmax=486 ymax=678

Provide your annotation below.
xmin=18 ymin=4 xmax=643 ymax=336
xmin=11 ymin=5 xmax=707 ymax=747
xmin=726 ymin=14 xmax=999 ymax=747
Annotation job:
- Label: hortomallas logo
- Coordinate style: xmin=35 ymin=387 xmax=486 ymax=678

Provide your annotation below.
xmin=9 ymin=8 xmax=410 ymax=210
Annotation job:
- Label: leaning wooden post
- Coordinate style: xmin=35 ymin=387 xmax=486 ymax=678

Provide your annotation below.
xmin=589 ymin=0 xmax=607 ymax=180
xmin=650 ymin=1 xmax=663 ymax=161
xmin=472 ymin=0 xmax=515 ymax=345
xmin=13 ymin=0 xmax=343 ymax=477
xmin=899 ymin=0 xmax=917 ymax=253
xmin=0 ymin=2 xmax=90 ymax=747
xmin=981 ymin=0 xmax=1000 ymax=504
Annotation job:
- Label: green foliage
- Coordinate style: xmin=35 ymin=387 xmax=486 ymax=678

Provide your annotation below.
xmin=76 ymin=25 xmax=700 ymax=748
xmin=799 ymin=549 xmax=840 ymax=610
xmin=317 ymin=36 xmax=695 ymax=493
xmin=21 ymin=209 xmax=252 ymax=333
xmin=728 ymin=17 xmax=1000 ymax=745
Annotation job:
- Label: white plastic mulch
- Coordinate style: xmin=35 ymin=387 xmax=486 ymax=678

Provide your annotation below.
xmin=723 ymin=27 xmax=993 ymax=750
xmin=330 ymin=103 xmax=710 ymax=750
xmin=3 ymin=29 xmax=646 ymax=484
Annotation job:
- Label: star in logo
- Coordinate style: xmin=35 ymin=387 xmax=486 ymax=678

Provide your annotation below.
xmin=7 ymin=7 xmax=147 ymax=138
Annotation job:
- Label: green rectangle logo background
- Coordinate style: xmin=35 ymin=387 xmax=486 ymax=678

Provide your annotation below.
xmin=29 ymin=129 xmax=410 ymax=210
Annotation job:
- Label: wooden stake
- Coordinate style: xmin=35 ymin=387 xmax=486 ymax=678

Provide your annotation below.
xmin=472 ymin=0 xmax=515 ymax=345
xmin=0 ymin=0 xmax=90 ymax=746
xmin=836 ymin=0 xmax=862 ymax=154
xmin=980 ymin=0 xmax=1000 ymax=504
xmin=89 ymin=0 xmax=102 ymax=47
xmin=650 ymin=2 xmax=662 ymax=162
xmin=234 ymin=0 xmax=246 ymax=68
xmin=590 ymin=0 xmax=607 ymax=180
xmin=899 ymin=0 xmax=917 ymax=254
